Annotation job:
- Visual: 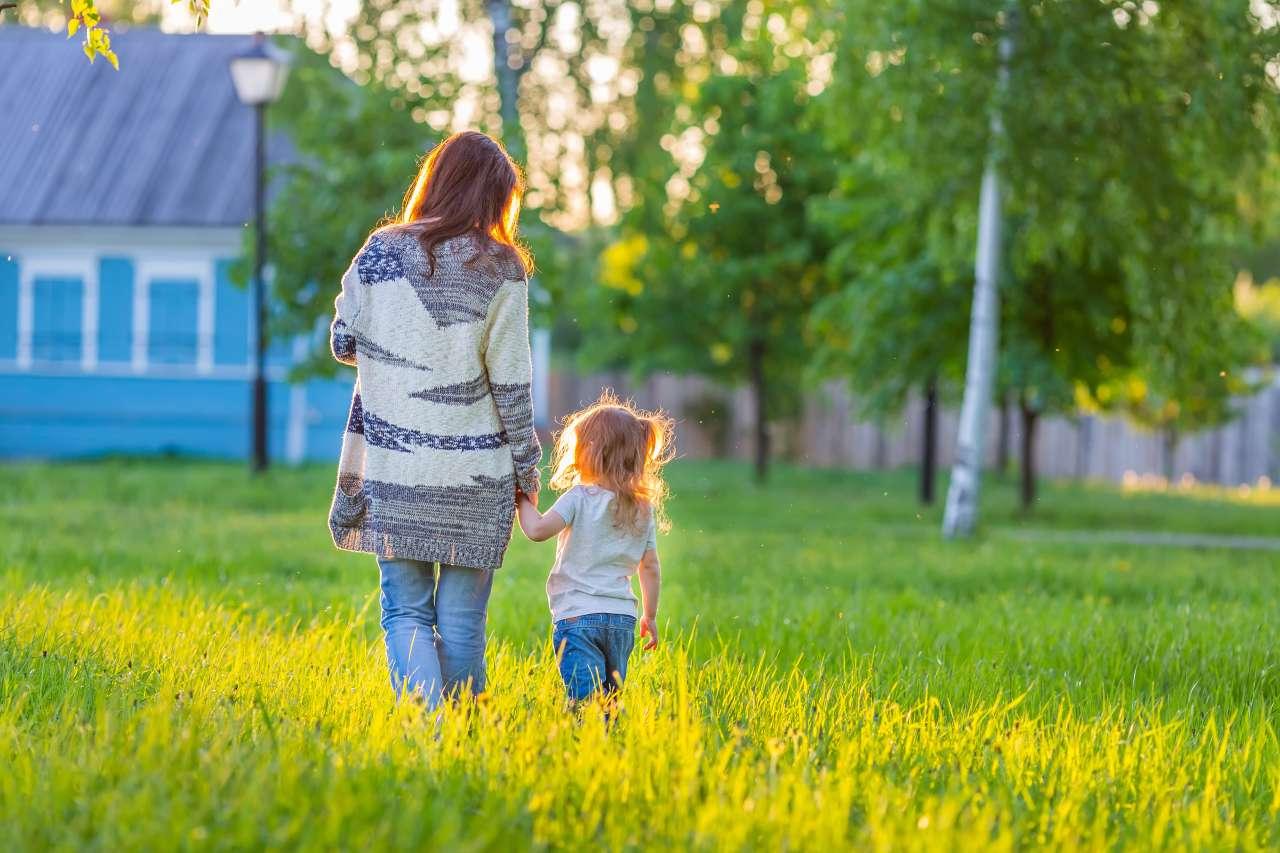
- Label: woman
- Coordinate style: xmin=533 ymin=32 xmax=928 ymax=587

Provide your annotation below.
xmin=327 ymin=131 xmax=541 ymax=709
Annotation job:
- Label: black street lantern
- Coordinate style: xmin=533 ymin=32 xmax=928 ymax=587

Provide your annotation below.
xmin=229 ymin=34 xmax=290 ymax=473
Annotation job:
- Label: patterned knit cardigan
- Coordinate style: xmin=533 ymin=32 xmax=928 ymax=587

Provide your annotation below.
xmin=327 ymin=228 xmax=542 ymax=570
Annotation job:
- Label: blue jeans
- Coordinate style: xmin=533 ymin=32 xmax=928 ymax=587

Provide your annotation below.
xmin=377 ymin=558 xmax=494 ymax=709
xmin=553 ymin=613 xmax=636 ymax=702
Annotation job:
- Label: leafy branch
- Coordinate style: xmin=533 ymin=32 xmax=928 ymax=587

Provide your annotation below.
xmin=60 ymin=0 xmax=213 ymax=70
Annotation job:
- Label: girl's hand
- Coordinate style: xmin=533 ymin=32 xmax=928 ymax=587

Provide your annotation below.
xmin=639 ymin=615 xmax=659 ymax=650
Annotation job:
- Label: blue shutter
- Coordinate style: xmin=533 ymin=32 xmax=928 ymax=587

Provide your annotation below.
xmin=0 ymin=254 xmax=16 ymax=360
xmin=148 ymin=279 xmax=199 ymax=365
xmin=32 ymin=277 xmax=83 ymax=363
xmin=98 ymin=257 xmax=134 ymax=363
xmin=214 ymin=259 xmax=249 ymax=366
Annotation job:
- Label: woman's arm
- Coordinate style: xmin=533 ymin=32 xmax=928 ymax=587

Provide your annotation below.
xmin=483 ymin=278 xmax=543 ymax=496
xmin=330 ymin=257 xmax=362 ymax=367
xmin=637 ymin=547 xmax=661 ymax=650
xmin=516 ymin=493 xmax=567 ymax=542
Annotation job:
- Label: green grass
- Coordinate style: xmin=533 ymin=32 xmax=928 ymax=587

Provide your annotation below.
xmin=2 ymin=459 xmax=1278 ymax=849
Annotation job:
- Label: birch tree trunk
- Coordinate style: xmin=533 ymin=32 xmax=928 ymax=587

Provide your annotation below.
xmin=942 ymin=16 xmax=1014 ymax=539
xmin=488 ymin=0 xmax=523 ymax=160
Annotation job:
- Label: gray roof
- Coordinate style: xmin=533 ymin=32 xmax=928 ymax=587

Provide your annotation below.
xmin=0 ymin=27 xmax=289 ymax=228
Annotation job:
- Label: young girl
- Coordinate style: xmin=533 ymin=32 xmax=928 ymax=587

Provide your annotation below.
xmin=516 ymin=393 xmax=673 ymax=703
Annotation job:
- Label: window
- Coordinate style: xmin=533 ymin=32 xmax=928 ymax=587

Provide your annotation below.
xmin=32 ymin=276 xmax=83 ymax=363
xmin=148 ymin=278 xmax=199 ymax=365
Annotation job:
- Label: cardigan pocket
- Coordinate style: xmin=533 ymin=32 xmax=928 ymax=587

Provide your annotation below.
xmin=330 ymin=481 xmax=371 ymax=528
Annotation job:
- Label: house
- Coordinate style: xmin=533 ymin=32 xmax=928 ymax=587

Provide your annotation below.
xmin=0 ymin=27 xmax=549 ymax=462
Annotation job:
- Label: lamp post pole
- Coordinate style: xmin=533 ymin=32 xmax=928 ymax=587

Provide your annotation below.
xmin=251 ymin=99 xmax=268 ymax=473
xmin=230 ymin=33 xmax=288 ymax=473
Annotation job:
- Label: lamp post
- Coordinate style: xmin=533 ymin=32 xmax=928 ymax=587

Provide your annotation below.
xmin=229 ymin=34 xmax=290 ymax=473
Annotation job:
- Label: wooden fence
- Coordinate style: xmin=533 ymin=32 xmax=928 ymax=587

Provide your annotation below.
xmin=546 ymin=370 xmax=1280 ymax=486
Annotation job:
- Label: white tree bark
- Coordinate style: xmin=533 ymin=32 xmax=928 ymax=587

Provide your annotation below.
xmin=942 ymin=18 xmax=1014 ymax=539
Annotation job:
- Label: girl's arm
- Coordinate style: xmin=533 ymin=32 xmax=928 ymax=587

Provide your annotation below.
xmin=637 ymin=547 xmax=661 ymax=650
xmin=516 ymin=493 xmax=567 ymax=542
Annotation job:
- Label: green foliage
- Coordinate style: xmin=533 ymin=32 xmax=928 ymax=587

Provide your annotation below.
xmin=575 ymin=1 xmax=839 ymax=463
xmin=38 ymin=0 xmax=210 ymax=68
xmin=257 ymin=46 xmax=435 ymax=379
xmin=260 ymin=1 xmax=623 ymax=372
xmin=3 ymin=459 xmax=1280 ymax=846
xmin=1237 ymin=273 xmax=1280 ymax=363
xmin=809 ymin=167 xmax=973 ymax=417
xmin=68 ymin=0 xmax=117 ymax=68
xmin=822 ymin=0 xmax=1280 ymax=441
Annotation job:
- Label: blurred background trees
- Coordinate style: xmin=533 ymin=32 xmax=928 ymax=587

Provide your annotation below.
xmin=21 ymin=0 xmax=1280 ymax=526
xmin=816 ymin=0 xmax=1280 ymax=523
xmin=273 ymin=0 xmax=1280 ymax=518
xmin=568 ymin=0 xmax=837 ymax=481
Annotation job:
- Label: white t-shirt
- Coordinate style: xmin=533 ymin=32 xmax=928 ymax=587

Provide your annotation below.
xmin=546 ymin=485 xmax=657 ymax=622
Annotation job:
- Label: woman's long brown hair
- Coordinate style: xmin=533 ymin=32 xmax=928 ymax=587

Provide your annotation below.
xmin=549 ymin=391 xmax=675 ymax=534
xmin=392 ymin=131 xmax=533 ymax=276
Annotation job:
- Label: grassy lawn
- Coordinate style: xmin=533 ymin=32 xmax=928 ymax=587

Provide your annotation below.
xmin=2 ymin=459 xmax=1278 ymax=849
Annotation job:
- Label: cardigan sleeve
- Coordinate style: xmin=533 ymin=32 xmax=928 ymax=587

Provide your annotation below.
xmin=484 ymin=278 xmax=543 ymax=495
xmin=329 ymin=254 xmax=364 ymax=367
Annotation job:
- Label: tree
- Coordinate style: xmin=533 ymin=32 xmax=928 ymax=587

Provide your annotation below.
xmin=809 ymin=164 xmax=972 ymax=505
xmin=998 ymin=251 xmax=1131 ymax=509
xmin=574 ymin=0 xmax=837 ymax=482
xmin=992 ymin=0 xmax=1278 ymax=510
xmin=1236 ymin=274 xmax=1280 ymax=363
xmin=1099 ymin=276 xmax=1266 ymax=480
xmin=942 ymin=5 xmax=1011 ymax=536
xmin=833 ymin=0 xmax=1280 ymax=531
xmin=262 ymin=0 xmax=615 ymax=365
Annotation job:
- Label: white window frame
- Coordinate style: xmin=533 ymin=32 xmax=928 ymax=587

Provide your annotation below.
xmin=134 ymin=258 xmax=216 ymax=375
xmin=16 ymin=256 xmax=97 ymax=371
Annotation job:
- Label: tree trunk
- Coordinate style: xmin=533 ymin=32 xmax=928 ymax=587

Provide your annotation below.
xmin=1019 ymin=398 xmax=1039 ymax=511
xmin=942 ymin=15 xmax=1014 ymax=538
xmin=995 ymin=394 xmax=1011 ymax=475
xmin=921 ymin=376 xmax=938 ymax=505
xmin=873 ymin=421 xmax=888 ymax=469
xmin=1075 ymin=414 xmax=1093 ymax=480
xmin=748 ymin=338 xmax=769 ymax=483
xmin=488 ymin=0 xmax=524 ymax=161
xmin=1161 ymin=427 xmax=1178 ymax=481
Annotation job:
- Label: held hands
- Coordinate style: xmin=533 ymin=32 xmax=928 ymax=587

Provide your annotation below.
xmin=639 ymin=615 xmax=659 ymax=651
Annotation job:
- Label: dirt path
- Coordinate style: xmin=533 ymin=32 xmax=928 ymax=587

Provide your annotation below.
xmin=998 ymin=528 xmax=1280 ymax=552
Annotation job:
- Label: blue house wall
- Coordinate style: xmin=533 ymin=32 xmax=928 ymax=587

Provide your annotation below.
xmin=0 ymin=234 xmax=353 ymax=463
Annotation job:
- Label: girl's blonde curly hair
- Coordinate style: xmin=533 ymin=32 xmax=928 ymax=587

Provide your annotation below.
xmin=548 ymin=391 xmax=675 ymax=534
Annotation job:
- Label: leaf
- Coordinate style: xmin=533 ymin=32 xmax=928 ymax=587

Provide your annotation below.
xmin=104 ymin=48 xmax=119 ymax=71
xmin=83 ymin=41 xmax=95 ymax=62
xmin=67 ymin=19 xmax=80 ymax=38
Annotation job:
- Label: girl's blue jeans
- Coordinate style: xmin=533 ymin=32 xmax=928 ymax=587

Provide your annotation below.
xmin=553 ymin=613 xmax=636 ymax=701
xmin=377 ymin=558 xmax=493 ymax=709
